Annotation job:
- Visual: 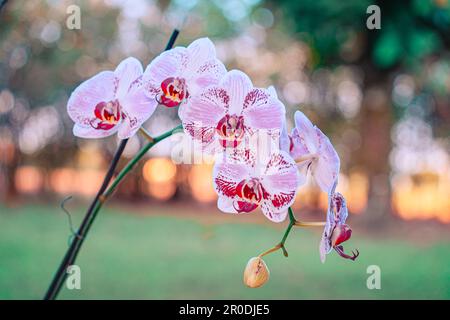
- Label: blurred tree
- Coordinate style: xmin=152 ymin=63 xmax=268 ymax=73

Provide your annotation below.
xmin=269 ymin=0 xmax=450 ymax=225
xmin=0 ymin=1 xmax=121 ymax=203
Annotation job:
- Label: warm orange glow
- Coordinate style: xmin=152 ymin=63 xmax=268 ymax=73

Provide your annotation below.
xmin=143 ymin=158 xmax=177 ymax=183
xmin=294 ymin=172 xmax=368 ymax=215
xmin=392 ymin=172 xmax=450 ymax=223
xmin=293 ymin=183 xmax=321 ymax=209
xmin=142 ymin=158 xmax=177 ymax=200
xmin=15 ymin=166 xmax=44 ymax=193
xmin=188 ymin=163 xmax=217 ymax=203
xmin=50 ymin=168 xmax=76 ymax=194
xmin=434 ymin=0 xmax=448 ymax=8
xmin=77 ymin=143 xmax=105 ymax=169
xmin=145 ymin=182 xmax=176 ymax=200
xmin=342 ymin=171 xmax=368 ymax=214
xmin=49 ymin=168 xmax=114 ymax=197
xmin=75 ymin=169 xmax=105 ymax=197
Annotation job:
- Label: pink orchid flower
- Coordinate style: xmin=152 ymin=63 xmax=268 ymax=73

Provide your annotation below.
xmin=213 ymin=149 xmax=300 ymax=223
xmin=179 ymin=70 xmax=286 ymax=153
xmin=142 ymin=38 xmax=226 ymax=108
xmin=319 ymin=186 xmax=359 ymax=263
xmin=282 ymin=111 xmax=340 ymax=193
xmin=68 ymin=57 xmax=153 ymax=139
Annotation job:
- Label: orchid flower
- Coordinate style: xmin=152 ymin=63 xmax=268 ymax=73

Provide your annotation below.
xmin=319 ymin=185 xmax=359 ymax=263
xmin=67 ymin=57 xmax=153 ymax=139
xmin=179 ymin=70 xmax=286 ymax=154
xmin=213 ymin=149 xmax=300 ymax=222
xmin=142 ymin=38 xmax=226 ymax=108
xmin=282 ymin=111 xmax=340 ymax=193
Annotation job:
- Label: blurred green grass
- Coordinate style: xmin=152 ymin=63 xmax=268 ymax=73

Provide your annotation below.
xmin=0 ymin=205 xmax=449 ymax=299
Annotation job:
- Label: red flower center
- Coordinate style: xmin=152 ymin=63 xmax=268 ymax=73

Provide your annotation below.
xmin=216 ymin=114 xmax=245 ymax=148
xmin=158 ymin=77 xmax=188 ymax=108
xmin=233 ymin=178 xmax=266 ymax=213
xmin=92 ymin=100 xmax=121 ymax=130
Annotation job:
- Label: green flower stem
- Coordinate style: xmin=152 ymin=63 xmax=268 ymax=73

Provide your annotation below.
xmin=282 ymin=208 xmax=296 ymax=241
xmin=259 ymin=207 xmax=296 ymax=258
xmin=259 ymin=207 xmax=325 ymax=258
xmin=86 ymin=124 xmax=183 ymax=231
xmin=44 ymin=29 xmax=180 ymax=300
xmin=105 ymin=124 xmax=182 ymax=199
xmin=44 ymin=124 xmax=181 ymax=300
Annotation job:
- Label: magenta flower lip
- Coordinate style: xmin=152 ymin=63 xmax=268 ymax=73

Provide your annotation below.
xmin=157 ymin=77 xmax=188 ymax=108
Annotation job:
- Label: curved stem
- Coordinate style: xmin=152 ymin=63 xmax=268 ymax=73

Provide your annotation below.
xmin=86 ymin=124 xmax=183 ymax=232
xmin=44 ymin=139 xmax=129 ymax=300
xmin=258 ymin=207 xmax=296 ymax=258
xmin=107 ymin=125 xmax=181 ymax=199
xmin=282 ymin=209 xmax=296 ymax=244
xmin=258 ymin=207 xmax=326 ymax=258
xmin=44 ymin=124 xmax=182 ymax=300
xmin=43 ymin=29 xmax=180 ymax=300
xmin=139 ymin=127 xmax=154 ymax=143
xmin=258 ymin=243 xmax=282 ymax=258
xmin=294 ymin=221 xmax=326 ymax=227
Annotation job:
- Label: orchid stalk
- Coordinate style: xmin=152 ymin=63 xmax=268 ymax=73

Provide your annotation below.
xmin=44 ymin=30 xmax=180 ymax=300
xmin=46 ymin=27 xmax=360 ymax=297
xmin=259 ymin=207 xmax=327 ymax=258
xmin=85 ymin=125 xmax=182 ymax=233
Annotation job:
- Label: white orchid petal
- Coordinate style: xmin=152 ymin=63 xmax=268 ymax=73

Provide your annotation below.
xmin=114 ymin=57 xmax=143 ymax=99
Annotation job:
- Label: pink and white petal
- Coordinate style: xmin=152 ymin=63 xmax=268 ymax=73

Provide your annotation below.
xmin=293 ymin=110 xmax=319 ymax=154
xmin=186 ymin=38 xmax=217 ymax=73
xmin=243 ymin=90 xmax=285 ymax=130
xmin=319 ymin=232 xmax=331 ymax=263
xmin=264 ymin=163 xmax=299 ymax=196
xmin=279 ymin=121 xmax=291 ymax=154
xmin=295 ymin=160 xmax=309 ymax=186
xmin=67 ymin=71 xmax=116 ymax=126
xmin=312 ymin=160 xmax=339 ymax=194
xmin=263 ymin=151 xmax=297 ymax=177
xmin=73 ymin=123 xmax=118 ymax=139
xmin=180 ymin=86 xmax=229 ymax=125
xmin=120 ymin=81 xmax=157 ymax=122
xmin=220 ymin=70 xmax=253 ymax=115
xmin=182 ymin=122 xmax=216 ymax=152
xmin=213 ymin=161 xmax=251 ymax=198
xmin=217 ymin=196 xmax=238 ymax=214
xmin=142 ymin=47 xmax=186 ymax=86
xmin=114 ymin=57 xmax=143 ymax=99
xmin=320 ymin=191 xmax=338 ymax=262
xmin=262 ymin=152 xmax=300 ymax=211
xmin=223 ymin=146 xmax=257 ymax=167
xmin=188 ymin=59 xmax=227 ymax=96
xmin=267 ymin=189 xmax=296 ymax=214
xmin=332 ymin=192 xmax=348 ymax=225
xmin=260 ymin=202 xmax=288 ymax=223
xmin=311 ymin=129 xmax=340 ymax=193
xmin=117 ymin=94 xmax=158 ymax=139
xmin=117 ymin=112 xmax=139 ymax=139
xmin=290 ymin=128 xmax=310 ymax=160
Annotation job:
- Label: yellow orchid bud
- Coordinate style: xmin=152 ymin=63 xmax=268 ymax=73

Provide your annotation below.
xmin=243 ymin=257 xmax=270 ymax=288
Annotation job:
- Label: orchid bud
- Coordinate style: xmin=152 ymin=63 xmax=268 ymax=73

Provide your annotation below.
xmin=331 ymin=224 xmax=352 ymax=247
xmin=243 ymin=257 xmax=270 ymax=288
